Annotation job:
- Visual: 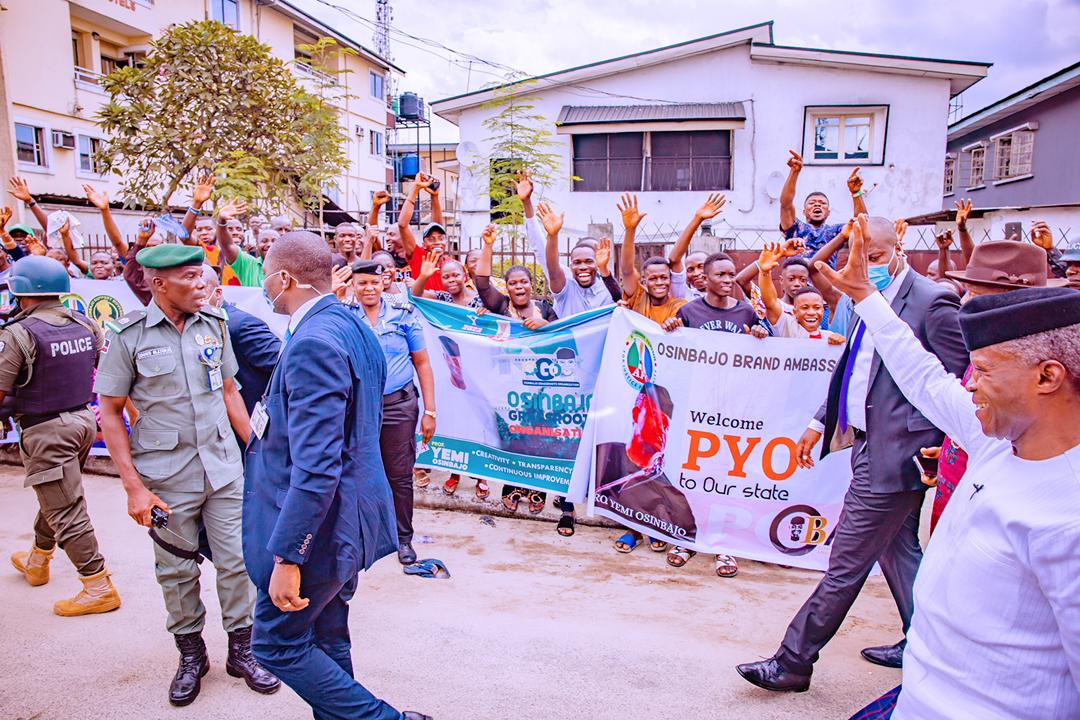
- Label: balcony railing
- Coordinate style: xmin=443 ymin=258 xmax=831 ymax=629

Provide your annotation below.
xmin=74 ymin=67 xmax=105 ymax=86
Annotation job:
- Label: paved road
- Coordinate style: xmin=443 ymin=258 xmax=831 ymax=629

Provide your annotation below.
xmin=0 ymin=468 xmax=904 ymax=719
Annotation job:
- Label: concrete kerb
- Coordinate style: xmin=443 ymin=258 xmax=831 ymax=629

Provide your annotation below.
xmin=0 ymin=446 xmax=621 ymax=531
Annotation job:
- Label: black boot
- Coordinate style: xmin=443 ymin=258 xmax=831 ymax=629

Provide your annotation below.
xmin=170 ymin=632 xmax=210 ymax=707
xmin=226 ymin=626 xmax=281 ymax=694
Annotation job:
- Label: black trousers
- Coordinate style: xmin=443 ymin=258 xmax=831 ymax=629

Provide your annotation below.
xmin=777 ymin=433 xmax=924 ymax=674
xmin=380 ymin=385 xmax=419 ymax=545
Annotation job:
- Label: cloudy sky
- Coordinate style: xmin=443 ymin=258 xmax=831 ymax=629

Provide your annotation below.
xmin=295 ymin=0 xmax=1080 ymax=143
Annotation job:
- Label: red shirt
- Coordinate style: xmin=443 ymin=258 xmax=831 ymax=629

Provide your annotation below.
xmin=408 ymin=246 xmax=443 ymax=292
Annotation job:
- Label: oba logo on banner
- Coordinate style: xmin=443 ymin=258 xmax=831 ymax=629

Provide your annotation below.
xmin=769 ymin=504 xmax=831 ymax=556
xmin=59 ymin=291 xmax=124 ymax=330
xmin=621 ymin=331 xmax=656 ymax=390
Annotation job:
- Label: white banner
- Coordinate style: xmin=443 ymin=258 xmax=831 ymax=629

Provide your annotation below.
xmin=569 ymin=308 xmax=852 ymax=571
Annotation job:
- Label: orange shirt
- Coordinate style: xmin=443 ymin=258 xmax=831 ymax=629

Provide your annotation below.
xmin=203 ymin=243 xmax=240 ymax=286
xmin=624 ymin=284 xmax=688 ymax=325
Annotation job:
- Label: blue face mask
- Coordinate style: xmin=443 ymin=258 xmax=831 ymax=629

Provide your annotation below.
xmin=868 ymin=263 xmax=894 ymax=291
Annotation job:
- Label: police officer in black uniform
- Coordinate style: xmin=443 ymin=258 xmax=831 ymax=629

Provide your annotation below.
xmin=0 ymin=256 xmax=122 ymax=616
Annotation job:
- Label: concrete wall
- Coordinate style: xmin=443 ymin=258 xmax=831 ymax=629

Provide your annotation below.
xmin=945 ymin=85 xmax=1080 ymax=210
xmin=450 ymin=43 xmax=953 ymax=250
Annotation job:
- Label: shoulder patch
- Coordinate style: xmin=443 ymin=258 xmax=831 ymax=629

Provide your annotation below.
xmin=387 ymin=295 xmax=414 ymax=312
xmin=107 ymin=309 xmax=146 ymax=334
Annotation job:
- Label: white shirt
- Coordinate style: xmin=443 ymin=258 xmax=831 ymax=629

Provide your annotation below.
xmin=525 ymin=216 xmax=614 ymax=317
xmin=288 ymin=294 xmax=326 ymax=335
xmin=857 ymin=292 xmax=1080 ymax=720
xmin=809 ymin=266 xmax=908 ymax=433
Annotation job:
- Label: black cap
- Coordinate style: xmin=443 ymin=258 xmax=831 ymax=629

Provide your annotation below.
xmin=351 ymin=259 xmax=385 ymax=276
xmin=959 ymin=286 xmax=1080 ymax=352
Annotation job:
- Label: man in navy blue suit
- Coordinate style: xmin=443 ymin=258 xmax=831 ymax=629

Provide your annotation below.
xmin=243 ymin=232 xmax=432 ymax=720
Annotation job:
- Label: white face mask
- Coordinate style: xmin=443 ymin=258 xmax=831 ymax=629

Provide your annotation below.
xmin=262 ymin=270 xmax=318 ymax=308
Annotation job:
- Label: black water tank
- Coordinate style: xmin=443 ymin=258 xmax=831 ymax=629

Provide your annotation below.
xmin=398 ymin=92 xmax=425 ymax=121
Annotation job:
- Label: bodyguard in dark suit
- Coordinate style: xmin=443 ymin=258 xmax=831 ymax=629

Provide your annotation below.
xmin=223 ymin=302 xmax=279 ymax=414
xmin=243 ymin=232 xmax=432 ymax=720
xmin=737 ymin=216 xmax=968 ymax=692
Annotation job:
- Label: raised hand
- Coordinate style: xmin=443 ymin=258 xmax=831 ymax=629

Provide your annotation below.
xmin=136 ymin=218 xmax=156 ymax=246
xmin=787 ymin=149 xmax=803 ymax=173
xmin=83 ymin=184 xmax=110 ymax=211
xmin=8 ymin=176 xmax=33 ymax=203
xmin=617 ymin=193 xmax=646 ymax=231
xmin=481 ymin=224 xmax=497 ymax=247
xmin=192 ymin=172 xmax=216 ymax=205
xmin=893 ymin=219 xmax=909 ymax=246
xmin=512 ymin=170 xmax=533 ymax=201
xmin=758 ymin=241 xmax=785 ymax=273
xmin=331 ymin=264 xmax=353 ymax=300
xmin=413 ymin=172 xmax=434 ymax=191
xmin=0 ymin=206 xmax=11 ymax=229
xmin=1030 ymin=220 xmax=1054 ymax=251
xmin=217 ymin=199 xmax=248 ymax=221
xmin=595 ymin=237 xmax=612 ymax=275
xmin=934 ymin=229 xmax=954 ymax=250
xmin=536 ymin=202 xmax=564 ymax=237
xmin=372 ymin=191 xmax=391 ymax=207
xmin=695 ymin=193 xmax=727 ymax=221
xmin=847 ymin=167 xmax=863 ymax=195
xmin=953 ymin=198 xmax=972 ymax=230
xmin=814 ymin=213 xmax=876 ymax=303
xmin=780 ymin=237 xmax=807 ymax=257
xmin=420 ymin=247 xmax=444 ymax=278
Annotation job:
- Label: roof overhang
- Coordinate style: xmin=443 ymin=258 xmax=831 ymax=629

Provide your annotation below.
xmin=948 ymin=61 xmax=1080 ymax=140
xmin=749 ymin=44 xmax=989 ymax=96
xmin=554 ymin=102 xmax=746 ymax=134
xmin=907 ymin=201 xmax=1080 ymax=225
xmin=269 ymin=0 xmax=405 ymax=74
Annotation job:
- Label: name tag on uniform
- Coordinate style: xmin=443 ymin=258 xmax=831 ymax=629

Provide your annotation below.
xmin=208 ymin=367 xmax=223 ymax=391
xmin=251 ymin=401 xmax=269 ymax=439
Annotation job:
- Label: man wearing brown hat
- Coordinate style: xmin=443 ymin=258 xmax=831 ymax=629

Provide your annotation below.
xmin=812 ymin=214 xmax=1080 ymax=720
xmin=922 ymin=241 xmax=1069 ymax=528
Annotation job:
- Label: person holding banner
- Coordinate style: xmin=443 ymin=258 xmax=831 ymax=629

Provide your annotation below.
xmin=413 ymin=248 xmax=482 ymax=310
xmin=757 ymin=242 xmax=844 ymax=342
xmin=737 ymin=216 xmax=967 ymax=693
xmin=351 ymin=259 xmax=437 ymax=566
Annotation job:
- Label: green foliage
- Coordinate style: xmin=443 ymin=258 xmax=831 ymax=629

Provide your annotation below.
xmin=96 ymin=20 xmax=351 ymax=212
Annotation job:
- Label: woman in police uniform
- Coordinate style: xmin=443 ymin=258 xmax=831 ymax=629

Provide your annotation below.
xmin=350 ymin=259 xmax=437 ymax=565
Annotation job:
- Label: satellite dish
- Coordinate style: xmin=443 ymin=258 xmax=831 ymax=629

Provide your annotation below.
xmin=458 ymin=141 xmax=478 ymax=157
xmin=764 ymin=171 xmax=784 ymax=201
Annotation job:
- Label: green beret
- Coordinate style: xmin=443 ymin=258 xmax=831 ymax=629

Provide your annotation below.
xmin=136 ymin=244 xmax=205 ymax=269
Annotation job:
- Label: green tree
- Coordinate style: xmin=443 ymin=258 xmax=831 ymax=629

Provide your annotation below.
xmin=96 ymin=20 xmax=351 ymax=214
xmin=468 ymin=81 xmax=563 ymax=261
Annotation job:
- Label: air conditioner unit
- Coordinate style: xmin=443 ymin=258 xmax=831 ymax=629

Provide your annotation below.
xmin=52 ymin=131 xmax=76 ymax=150
xmin=354 ymin=125 xmax=365 ymax=138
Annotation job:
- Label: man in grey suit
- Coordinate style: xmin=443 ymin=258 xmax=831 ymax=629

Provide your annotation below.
xmin=736 ymin=216 xmax=969 ymax=692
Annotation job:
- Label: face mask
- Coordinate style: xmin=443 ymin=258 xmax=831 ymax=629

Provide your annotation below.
xmin=867 ymin=253 xmax=898 ymax=292
xmin=263 ymin=270 xmax=320 ymax=307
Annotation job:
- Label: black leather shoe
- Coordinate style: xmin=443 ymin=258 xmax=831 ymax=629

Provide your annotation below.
xmin=736 ymin=657 xmax=811 ymax=693
xmin=861 ymin=640 xmax=905 ymax=669
xmin=170 ymin=632 xmax=210 ymax=706
xmin=226 ymin=626 xmax=281 ymax=694
xmin=403 ymin=713 xmax=433 ymax=720
xmin=398 ymin=542 xmax=417 ymax=565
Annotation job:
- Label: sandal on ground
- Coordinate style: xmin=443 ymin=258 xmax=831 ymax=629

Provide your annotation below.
xmin=527 ymin=492 xmax=546 ymax=515
xmin=414 ymin=469 xmax=430 ymax=488
xmin=667 ymin=546 xmax=697 ymax=568
xmin=614 ymin=532 xmax=641 ymax=553
xmin=502 ymin=488 xmax=523 ymax=513
xmin=474 ymin=479 xmax=490 ymax=500
xmin=715 ymin=554 xmax=739 ymax=578
xmin=442 ymin=474 xmax=460 ymax=496
xmin=556 ymin=513 xmax=576 ymax=537
xmin=648 ymin=538 xmax=670 ymax=553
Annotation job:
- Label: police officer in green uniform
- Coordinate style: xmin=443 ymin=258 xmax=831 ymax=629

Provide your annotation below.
xmin=95 ymin=245 xmax=279 ymax=706
xmin=1 ymin=256 xmax=122 ymax=617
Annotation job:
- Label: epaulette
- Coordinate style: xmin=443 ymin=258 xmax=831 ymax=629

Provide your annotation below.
xmin=199 ymin=304 xmax=228 ymax=320
xmin=104 ymin=309 xmax=146 ymax=334
xmin=387 ymin=294 xmax=414 ymax=312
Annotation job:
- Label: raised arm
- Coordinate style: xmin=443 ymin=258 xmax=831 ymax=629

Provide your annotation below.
xmin=847 ymin=167 xmax=868 ymax=217
xmin=596 ymin=237 xmax=620 ymax=301
xmin=808 ymin=218 xmax=851 ymax=311
xmin=511 ymin=170 xmax=535 ymax=221
xmin=757 ymin=242 xmax=786 ymax=325
xmin=475 ymin=224 xmax=506 ymax=312
xmin=934 ymin=229 xmax=954 ymax=277
xmin=618 ymin=193 xmax=647 ymax=297
xmin=0 ymin=207 xmax=18 ymax=257
xmin=426 ymin=181 xmax=443 ymax=226
xmin=779 ymin=150 xmax=802 ymax=232
xmin=83 ymin=185 xmax=127 ymax=257
xmin=411 ymin=248 xmax=444 ymax=298
xmin=670 ymin=193 xmax=725 ymax=272
xmin=368 ymin=190 xmax=390 ymax=228
xmin=59 ymin=221 xmax=88 ymax=275
xmin=397 ymin=173 xmax=433 ymax=260
xmin=215 ymin=199 xmax=247 ymax=264
xmin=7 ymin=177 xmax=49 ymax=230
xmin=535 ymin=202 xmax=567 ymax=294
xmin=953 ymin=198 xmax=975 ymax=263
xmin=181 ymin=172 xmax=216 ymax=238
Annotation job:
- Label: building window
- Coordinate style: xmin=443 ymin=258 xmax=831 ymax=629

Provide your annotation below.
xmin=993 ymin=129 xmax=1034 ymax=181
xmin=803 ymin=106 xmax=888 ymax=165
xmin=15 ymin=123 xmax=46 ymax=167
xmin=966 ymin=145 xmax=985 ymax=188
xmin=648 ymin=131 xmax=731 ymax=191
xmin=943 ymin=156 xmax=955 ymax=195
xmin=370 ymin=71 xmax=385 ymax=100
xmin=294 ymin=27 xmax=319 ymax=67
xmin=72 ymin=32 xmax=84 ymax=69
xmin=210 ymin=0 xmax=239 ymax=28
xmin=370 ymin=130 xmax=384 ymax=156
xmin=78 ymin=135 xmax=105 ymax=175
xmin=572 ymin=132 xmax=644 ymax=192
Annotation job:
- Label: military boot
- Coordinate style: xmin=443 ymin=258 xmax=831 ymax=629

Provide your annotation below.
xmin=53 ymin=568 xmax=122 ymax=616
xmin=170 ymin=632 xmax=210 ymax=707
xmin=10 ymin=545 xmax=54 ymax=586
xmin=225 ymin=626 xmax=280 ymax=694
